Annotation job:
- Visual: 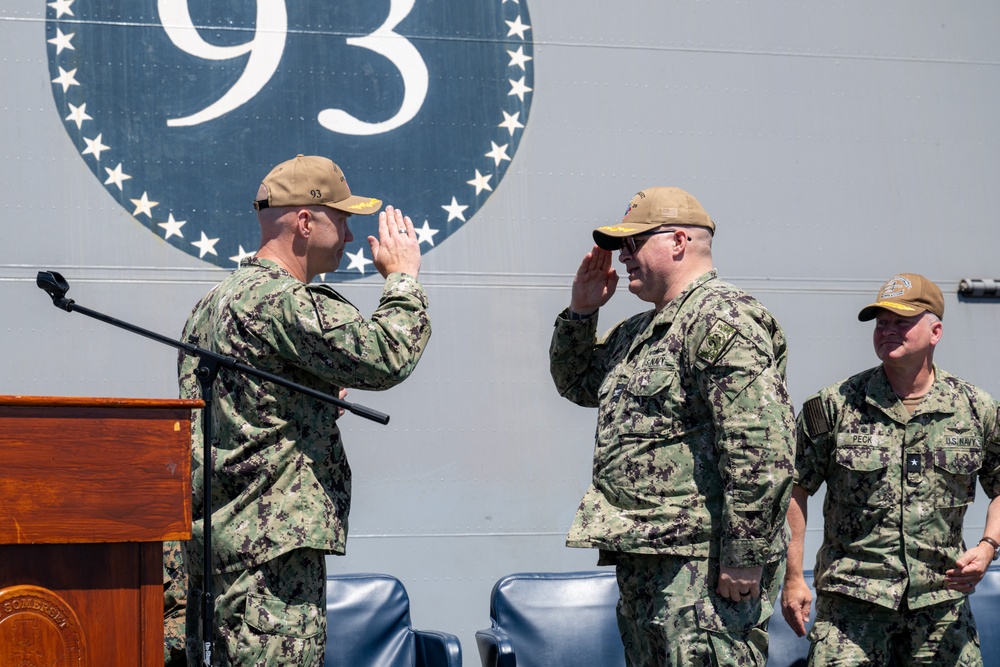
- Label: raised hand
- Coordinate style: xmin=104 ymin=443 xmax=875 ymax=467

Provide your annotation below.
xmin=570 ymin=245 xmax=618 ymax=315
xmin=369 ymin=205 xmax=421 ymax=278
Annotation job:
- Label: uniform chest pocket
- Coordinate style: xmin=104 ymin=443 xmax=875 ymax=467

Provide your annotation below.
xmin=831 ymin=445 xmax=893 ymax=509
xmin=627 ymin=355 xmax=677 ymax=397
xmin=608 ymin=355 xmax=681 ymax=437
xmin=932 ymin=446 xmax=981 ymax=508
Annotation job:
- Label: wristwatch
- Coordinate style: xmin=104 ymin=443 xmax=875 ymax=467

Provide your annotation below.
xmin=979 ymin=536 xmax=1000 ymax=561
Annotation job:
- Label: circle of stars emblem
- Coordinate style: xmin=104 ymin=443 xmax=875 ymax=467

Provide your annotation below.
xmin=46 ymin=0 xmax=534 ymax=280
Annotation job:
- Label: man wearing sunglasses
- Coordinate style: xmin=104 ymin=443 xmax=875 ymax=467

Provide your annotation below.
xmin=549 ymin=186 xmax=796 ymax=666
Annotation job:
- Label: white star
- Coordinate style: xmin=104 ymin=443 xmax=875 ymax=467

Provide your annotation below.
xmin=414 ymin=220 xmax=440 ymax=246
xmin=229 ymin=245 xmax=255 ymax=264
xmin=48 ymin=0 xmax=75 ymax=18
xmin=81 ymin=133 xmax=110 ymax=161
xmin=505 ymin=15 xmax=531 ymax=40
xmin=130 ymin=191 xmax=158 ymax=218
xmin=51 ymin=67 xmax=80 ymax=93
xmin=48 ymin=28 xmax=75 ymax=54
xmin=498 ymin=110 xmax=524 ymax=136
xmin=507 ymin=46 xmax=532 ymax=70
xmin=103 ymin=162 xmax=131 ymax=189
xmin=442 ymin=197 xmax=468 ymax=222
xmin=192 ymin=231 xmax=219 ymax=258
xmin=65 ymin=102 xmax=92 ymax=129
xmin=345 ymin=248 xmax=373 ymax=273
xmin=508 ymin=76 xmax=533 ymax=102
xmin=467 ymin=169 xmax=493 ymax=195
xmin=159 ymin=213 xmax=186 ymax=239
xmin=485 ymin=141 xmax=511 ymax=167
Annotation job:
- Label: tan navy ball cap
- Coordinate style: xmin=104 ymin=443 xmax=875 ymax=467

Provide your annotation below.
xmin=858 ymin=273 xmax=945 ymax=321
xmin=253 ymin=154 xmax=382 ymax=215
xmin=593 ymin=186 xmax=716 ymax=251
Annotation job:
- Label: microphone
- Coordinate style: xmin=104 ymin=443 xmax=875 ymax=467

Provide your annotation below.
xmin=36 ymin=270 xmax=74 ymax=311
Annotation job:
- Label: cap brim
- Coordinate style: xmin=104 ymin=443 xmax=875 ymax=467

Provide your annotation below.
xmin=592 ymin=222 xmax=662 ymax=250
xmin=593 ymin=230 xmax=623 ymax=250
xmin=326 ymin=195 xmax=382 ymax=215
xmin=858 ymin=301 xmax=926 ymax=321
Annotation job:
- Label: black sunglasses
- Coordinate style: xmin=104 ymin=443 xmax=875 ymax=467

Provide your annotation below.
xmin=622 ymin=229 xmax=690 ymax=254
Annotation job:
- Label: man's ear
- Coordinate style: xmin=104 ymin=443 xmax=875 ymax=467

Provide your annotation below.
xmin=671 ymin=228 xmax=689 ymax=258
xmin=294 ymin=208 xmax=313 ymax=238
xmin=929 ymin=317 xmax=943 ymax=346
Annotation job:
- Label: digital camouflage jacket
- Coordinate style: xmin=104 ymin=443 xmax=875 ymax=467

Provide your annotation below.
xmin=179 ymin=258 xmax=430 ymax=573
xmin=797 ymin=365 xmax=1000 ymax=610
xmin=550 ymin=270 xmax=796 ymax=567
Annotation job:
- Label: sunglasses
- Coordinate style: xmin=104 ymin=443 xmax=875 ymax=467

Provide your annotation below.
xmin=622 ymin=229 xmax=689 ymax=254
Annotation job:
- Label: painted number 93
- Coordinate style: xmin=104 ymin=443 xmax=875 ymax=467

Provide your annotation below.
xmin=157 ymin=0 xmax=428 ymax=136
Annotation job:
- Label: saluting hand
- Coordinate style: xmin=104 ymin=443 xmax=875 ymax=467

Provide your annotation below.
xmin=569 ymin=246 xmax=618 ymax=316
xmin=369 ymin=206 xmax=421 ymax=278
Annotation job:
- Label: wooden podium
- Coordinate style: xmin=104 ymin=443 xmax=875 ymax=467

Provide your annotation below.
xmin=0 ymin=396 xmax=199 ymax=666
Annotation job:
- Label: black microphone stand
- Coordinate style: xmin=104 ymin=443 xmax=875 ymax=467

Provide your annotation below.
xmin=36 ymin=270 xmax=389 ymax=666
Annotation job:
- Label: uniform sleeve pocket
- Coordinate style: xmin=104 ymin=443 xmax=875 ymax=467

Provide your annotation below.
xmin=306 ymin=284 xmax=356 ymax=332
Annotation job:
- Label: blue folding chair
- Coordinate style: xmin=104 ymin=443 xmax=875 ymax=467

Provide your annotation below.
xmin=475 ymin=571 xmax=625 ymax=667
xmin=325 ymin=573 xmax=462 ymax=667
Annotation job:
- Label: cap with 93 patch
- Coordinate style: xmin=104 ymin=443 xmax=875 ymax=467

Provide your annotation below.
xmin=254 ymin=155 xmax=381 ymax=215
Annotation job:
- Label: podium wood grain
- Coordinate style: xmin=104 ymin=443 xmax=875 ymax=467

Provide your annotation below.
xmin=0 ymin=396 xmax=198 ymax=666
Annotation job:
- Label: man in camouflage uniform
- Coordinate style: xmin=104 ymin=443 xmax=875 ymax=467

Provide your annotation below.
xmin=549 ymin=186 xmax=796 ymax=666
xmin=178 ymin=154 xmax=431 ymax=666
xmin=164 ymin=539 xmax=187 ymax=665
xmin=781 ymin=273 xmax=1000 ymax=666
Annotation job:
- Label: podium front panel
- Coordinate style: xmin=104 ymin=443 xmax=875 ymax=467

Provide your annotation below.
xmin=0 ymin=542 xmax=163 ymax=666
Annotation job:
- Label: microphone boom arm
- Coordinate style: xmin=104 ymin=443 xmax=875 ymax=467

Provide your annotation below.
xmin=35 ymin=271 xmax=389 ymax=423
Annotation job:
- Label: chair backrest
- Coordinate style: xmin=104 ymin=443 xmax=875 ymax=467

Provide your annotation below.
xmin=488 ymin=571 xmax=625 ymax=667
xmin=325 ymin=573 xmax=417 ymax=667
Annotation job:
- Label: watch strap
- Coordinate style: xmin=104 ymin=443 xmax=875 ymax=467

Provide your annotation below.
xmin=979 ymin=536 xmax=1000 ymax=561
